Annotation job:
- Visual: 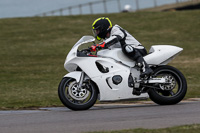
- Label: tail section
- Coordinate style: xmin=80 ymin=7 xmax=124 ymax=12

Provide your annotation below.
xmin=144 ymin=45 xmax=183 ymax=66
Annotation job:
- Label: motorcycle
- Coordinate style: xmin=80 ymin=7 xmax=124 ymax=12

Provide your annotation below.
xmin=58 ymin=36 xmax=187 ymax=111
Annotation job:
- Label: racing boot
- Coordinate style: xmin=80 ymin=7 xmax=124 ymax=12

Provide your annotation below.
xmin=137 ymin=56 xmax=153 ymax=78
xmin=132 ymin=57 xmax=153 ymax=96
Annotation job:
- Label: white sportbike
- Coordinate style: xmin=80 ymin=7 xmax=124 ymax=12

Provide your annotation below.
xmin=58 ymin=36 xmax=187 ymax=110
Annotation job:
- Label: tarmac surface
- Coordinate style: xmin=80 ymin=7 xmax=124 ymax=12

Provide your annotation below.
xmin=0 ymin=99 xmax=200 ymax=133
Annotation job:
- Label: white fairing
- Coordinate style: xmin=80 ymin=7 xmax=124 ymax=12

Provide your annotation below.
xmin=63 ymin=36 xmax=183 ymax=101
xmin=144 ymin=45 xmax=183 ymax=65
xmin=97 ymin=45 xmax=182 ymax=67
xmin=97 ymin=49 xmax=136 ymax=67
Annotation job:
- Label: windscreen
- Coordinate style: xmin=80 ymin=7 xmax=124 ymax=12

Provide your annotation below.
xmin=73 ymin=36 xmax=95 ymax=48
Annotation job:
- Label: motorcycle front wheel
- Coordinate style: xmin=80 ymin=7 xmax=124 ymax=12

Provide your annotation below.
xmin=148 ymin=65 xmax=187 ymax=105
xmin=58 ymin=77 xmax=98 ymax=110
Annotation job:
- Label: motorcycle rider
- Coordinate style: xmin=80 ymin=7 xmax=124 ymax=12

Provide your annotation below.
xmin=90 ymin=17 xmax=153 ymax=78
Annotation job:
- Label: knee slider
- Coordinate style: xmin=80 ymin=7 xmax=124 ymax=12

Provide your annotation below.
xmin=137 ymin=62 xmax=142 ymax=67
xmin=124 ymin=45 xmax=134 ymax=53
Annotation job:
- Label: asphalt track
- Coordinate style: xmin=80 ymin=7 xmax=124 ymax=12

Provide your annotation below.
xmin=0 ymin=100 xmax=200 ymax=133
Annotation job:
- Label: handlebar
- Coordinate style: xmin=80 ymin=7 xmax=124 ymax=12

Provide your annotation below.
xmin=81 ymin=48 xmax=91 ymax=53
xmin=77 ymin=47 xmax=99 ymax=57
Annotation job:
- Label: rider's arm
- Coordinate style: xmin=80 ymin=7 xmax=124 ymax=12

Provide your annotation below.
xmin=103 ymin=26 xmax=125 ymax=48
xmin=103 ymin=35 xmax=121 ymax=48
xmin=90 ymin=26 xmax=126 ymax=51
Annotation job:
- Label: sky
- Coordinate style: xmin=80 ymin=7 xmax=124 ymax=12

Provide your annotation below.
xmin=0 ymin=0 xmax=187 ymax=18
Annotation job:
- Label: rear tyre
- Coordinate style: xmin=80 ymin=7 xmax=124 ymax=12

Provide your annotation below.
xmin=58 ymin=77 xmax=98 ymax=110
xmin=148 ymin=65 xmax=187 ymax=105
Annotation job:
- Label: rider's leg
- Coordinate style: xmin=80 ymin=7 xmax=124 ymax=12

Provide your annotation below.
xmin=122 ymin=45 xmax=153 ymax=78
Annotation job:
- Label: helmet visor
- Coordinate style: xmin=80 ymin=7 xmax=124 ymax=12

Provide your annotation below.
xmin=92 ymin=28 xmax=101 ymax=41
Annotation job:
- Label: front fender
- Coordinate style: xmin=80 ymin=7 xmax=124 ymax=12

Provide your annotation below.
xmin=63 ymin=71 xmax=82 ymax=82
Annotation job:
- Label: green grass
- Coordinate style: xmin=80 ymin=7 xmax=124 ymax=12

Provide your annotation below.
xmin=0 ymin=10 xmax=200 ymax=109
xmin=87 ymin=124 xmax=200 ymax=133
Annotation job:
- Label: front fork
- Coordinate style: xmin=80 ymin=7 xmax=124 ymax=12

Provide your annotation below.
xmin=77 ymin=72 xmax=91 ymax=91
xmin=78 ymin=72 xmax=84 ymax=89
xmin=64 ymin=71 xmax=90 ymax=90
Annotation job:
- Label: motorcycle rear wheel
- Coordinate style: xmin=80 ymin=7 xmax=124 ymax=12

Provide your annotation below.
xmin=148 ymin=65 xmax=187 ymax=105
xmin=58 ymin=77 xmax=98 ymax=110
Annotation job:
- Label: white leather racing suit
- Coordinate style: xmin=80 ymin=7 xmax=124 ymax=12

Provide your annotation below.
xmin=102 ymin=24 xmax=152 ymax=80
xmin=104 ymin=24 xmax=145 ymax=51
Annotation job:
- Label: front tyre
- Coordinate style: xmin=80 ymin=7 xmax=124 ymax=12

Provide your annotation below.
xmin=58 ymin=77 xmax=98 ymax=110
xmin=148 ymin=65 xmax=187 ymax=105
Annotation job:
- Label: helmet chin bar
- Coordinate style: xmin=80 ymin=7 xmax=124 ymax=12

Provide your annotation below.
xmin=96 ymin=36 xmax=102 ymax=41
xmin=92 ymin=29 xmax=102 ymax=41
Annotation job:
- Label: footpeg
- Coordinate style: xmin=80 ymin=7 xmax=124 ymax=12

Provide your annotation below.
xmin=132 ymin=89 xmax=141 ymax=96
xmin=132 ymin=79 xmax=141 ymax=96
